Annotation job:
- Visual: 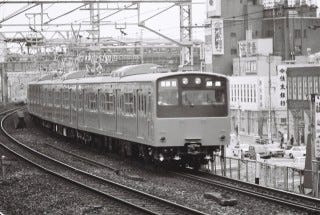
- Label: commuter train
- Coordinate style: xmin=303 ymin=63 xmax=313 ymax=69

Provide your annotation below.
xmin=27 ymin=64 xmax=230 ymax=169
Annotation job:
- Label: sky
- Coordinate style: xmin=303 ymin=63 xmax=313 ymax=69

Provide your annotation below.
xmin=0 ymin=1 xmax=207 ymax=42
xmin=0 ymin=0 xmax=319 ymax=44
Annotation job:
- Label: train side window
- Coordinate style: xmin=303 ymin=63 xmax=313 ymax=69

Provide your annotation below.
xmin=100 ymin=93 xmax=105 ymax=111
xmin=140 ymin=95 xmax=147 ymax=115
xmin=104 ymin=92 xmax=114 ymax=113
xmin=55 ymin=90 xmax=60 ymax=106
xmin=124 ymin=93 xmax=134 ymax=115
xmin=87 ymin=92 xmax=97 ymax=111
xmin=78 ymin=90 xmax=83 ymax=110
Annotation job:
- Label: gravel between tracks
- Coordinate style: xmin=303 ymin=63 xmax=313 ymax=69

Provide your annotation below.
xmin=2 ymin=112 xmax=308 ymax=215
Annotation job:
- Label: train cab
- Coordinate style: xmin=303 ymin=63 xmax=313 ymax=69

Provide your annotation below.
xmin=153 ymin=73 xmax=230 ymax=167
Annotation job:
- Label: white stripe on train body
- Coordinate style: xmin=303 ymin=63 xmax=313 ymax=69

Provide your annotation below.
xmin=27 ymin=64 xmax=230 ymax=168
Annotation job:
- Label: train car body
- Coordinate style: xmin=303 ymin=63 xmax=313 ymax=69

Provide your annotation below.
xmin=28 ymin=64 xmax=230 ymax=168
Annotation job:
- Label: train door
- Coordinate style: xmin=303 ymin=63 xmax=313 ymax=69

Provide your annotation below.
xmin=97 ymin=88 xmax=101 ymax=130
xmin=115 ymin=89 xmax=121 ymax=134
xmin=147 ymin=90 xmax=153 ymax=140
xmin=137 ymin=89 xmax=148 ymax=139
xmin=69 ymin=88 xmax=72 ymax=123
xmin=78 ymin=88 xmax=84 ymax=126
xmin=136 ymin=89 xmax=140 ymax=137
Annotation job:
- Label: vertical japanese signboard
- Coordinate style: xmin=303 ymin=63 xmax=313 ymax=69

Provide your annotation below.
xmin=211 ymin=19 xmax=224 ymax=55
xmin=314 ymin=95 xmax=320 ymax=158
xmin=278 ymin=65 xmax=287 ymax=108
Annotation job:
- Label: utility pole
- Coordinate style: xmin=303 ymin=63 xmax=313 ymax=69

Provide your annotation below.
xmin=268 ymin=54 xmax=272 ymax=144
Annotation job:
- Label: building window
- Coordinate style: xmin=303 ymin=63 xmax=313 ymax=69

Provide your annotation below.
xmin=230 ymin=32 xmax=236 ymax=37
xmin=304 ymin=29 xmax=307 ymax=38
xmin=231 ymin=48 xmax=237 ymax=55
xmin=280 ymin=118 xmax=286 ymax=124
xmin=294 ymin=29 xmax=301 ymax=39
xmin=267 ymin=30 xmax=273 ymax=37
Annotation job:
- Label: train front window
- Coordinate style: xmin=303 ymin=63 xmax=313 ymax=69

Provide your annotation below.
xmin=158 ymin=79 xmax=178 ymax=106
xmin=182 ymin=90 xmax=225 ymax=106
xmin=157 ymin=75 xmax=228 ymax=118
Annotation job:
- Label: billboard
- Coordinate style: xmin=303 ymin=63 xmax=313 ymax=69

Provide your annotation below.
xmin=211 ymin=19 xmax=224 ymax=55
xmin=238 ymin=38 xmax=273 ymax=57
xmin=207 ymin=0 xmax=221 ymax=17
xmin=277 ymin=65 xmax=287 ymax=108
xmin=314 ymin=95 xmax=320 ymax=158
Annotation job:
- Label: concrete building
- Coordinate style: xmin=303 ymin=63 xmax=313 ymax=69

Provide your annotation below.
xmin=205 ymin=0 xmax=320 ymax=76
xmin=262 ymin=1 xmax=320 ymax=60
xmin=229 ymin=66 xmax=287 ymax=140
xmin=205 ymin=0 xmax=264 ymax=75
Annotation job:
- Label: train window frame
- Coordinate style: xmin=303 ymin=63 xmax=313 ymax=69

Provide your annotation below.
xmin=105 ymin=92 xmax=114 ymax=114
xmin=157 ymin=75 xmax=228 ymax=118
xmin=71 ymin=90 xmax=77 ymax=109
xmin=124 ymin=92 xmax=134 ymax=116
xmin=100 ymin=92 xmax=106 ymax=111
xmin=78 ymin=89 xmax=84 ymax=111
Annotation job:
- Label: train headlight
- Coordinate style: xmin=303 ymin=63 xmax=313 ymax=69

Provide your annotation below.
xmin=159 ymin=154 xmax=164 ymax=162
xmin=174 ymin=155 xmax=181 ymax=160
xmin=195 ymin=77 xmax=201 ymax=85
xmin=182 ymin=77 xmax=189 ymax=85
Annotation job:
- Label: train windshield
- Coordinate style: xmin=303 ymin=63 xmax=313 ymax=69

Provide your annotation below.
xmin=158 ymin=79 xmax=178 ymax=106
xmin=157 ymin=75 xmax=228 ymax=118
xmin=182 ymin=90 xmax=225 ymax=106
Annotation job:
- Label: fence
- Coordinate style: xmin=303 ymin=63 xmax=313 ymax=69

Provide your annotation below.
xmin=209 ymin=155 xmax=320 ymax=197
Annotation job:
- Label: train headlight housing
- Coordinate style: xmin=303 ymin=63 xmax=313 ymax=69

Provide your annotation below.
xmin=182 ymin=77 xmax=189 ymax=85
xmin=220 ymin=135 xmax=226 ymax=142
xmin=195 ymin=77 xmax=201 ymax=85
xmin=160 ymin=137 xmax=166 ymax=143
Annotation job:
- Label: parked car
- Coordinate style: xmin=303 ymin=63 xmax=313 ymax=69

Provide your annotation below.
xmin=255 ymin=137 xmax=268 ymax=144
xmin=284 ymin=146 xmax=306 ymax=159
xmin=232 ymin=144 xmax=249 ymax=157
xmin=247 ymin=145 xmax=270 ymax=159
xmin=266 ymin=144 xmax=285 ymax=157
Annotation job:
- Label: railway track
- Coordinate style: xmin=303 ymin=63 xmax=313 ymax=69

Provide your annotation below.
xmin=20 ymin=131 xmax=320 ymax=214
xmin=0 ymin=109 xmax=208 ymax=215
xmin=171 ymin=170 xmax=320 ymax=214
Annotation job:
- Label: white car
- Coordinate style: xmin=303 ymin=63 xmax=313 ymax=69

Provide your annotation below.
xmin=232 ymin=144 xmax=249 ymax=157
xmin=284 ymin=146 xmax=306 ymax=159
xmin=266 ymin=144 xmax=285 ymax=157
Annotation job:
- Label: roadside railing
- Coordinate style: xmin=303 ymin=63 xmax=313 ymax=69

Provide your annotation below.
xmin=209 ymin=155 xmax=319 ymax=197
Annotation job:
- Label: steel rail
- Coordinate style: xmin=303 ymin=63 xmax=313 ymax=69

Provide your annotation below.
xmin=171 ymin=171 xmax=320 ymax=214
xmin=0 ymin=110 xmax=208 ymax=215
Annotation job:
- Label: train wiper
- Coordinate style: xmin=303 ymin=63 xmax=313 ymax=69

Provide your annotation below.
xmin=184 ymin=96 xmax=194 ymax=107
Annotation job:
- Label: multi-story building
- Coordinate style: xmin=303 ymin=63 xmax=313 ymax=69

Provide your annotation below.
xmin=262 ymin=1 xmax=320 ymax=60
xmin=205 ymin=0 xmax=264 ymax=75
xmin=205 ymin=0 xmax=320 ymax=76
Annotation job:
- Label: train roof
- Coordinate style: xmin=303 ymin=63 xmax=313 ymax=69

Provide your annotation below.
xmin=29 ymin=64 xmax=228 ymax=86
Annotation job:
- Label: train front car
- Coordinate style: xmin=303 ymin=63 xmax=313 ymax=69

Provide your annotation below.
xmin=153 ymin=73 xmax=230 ymax=169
